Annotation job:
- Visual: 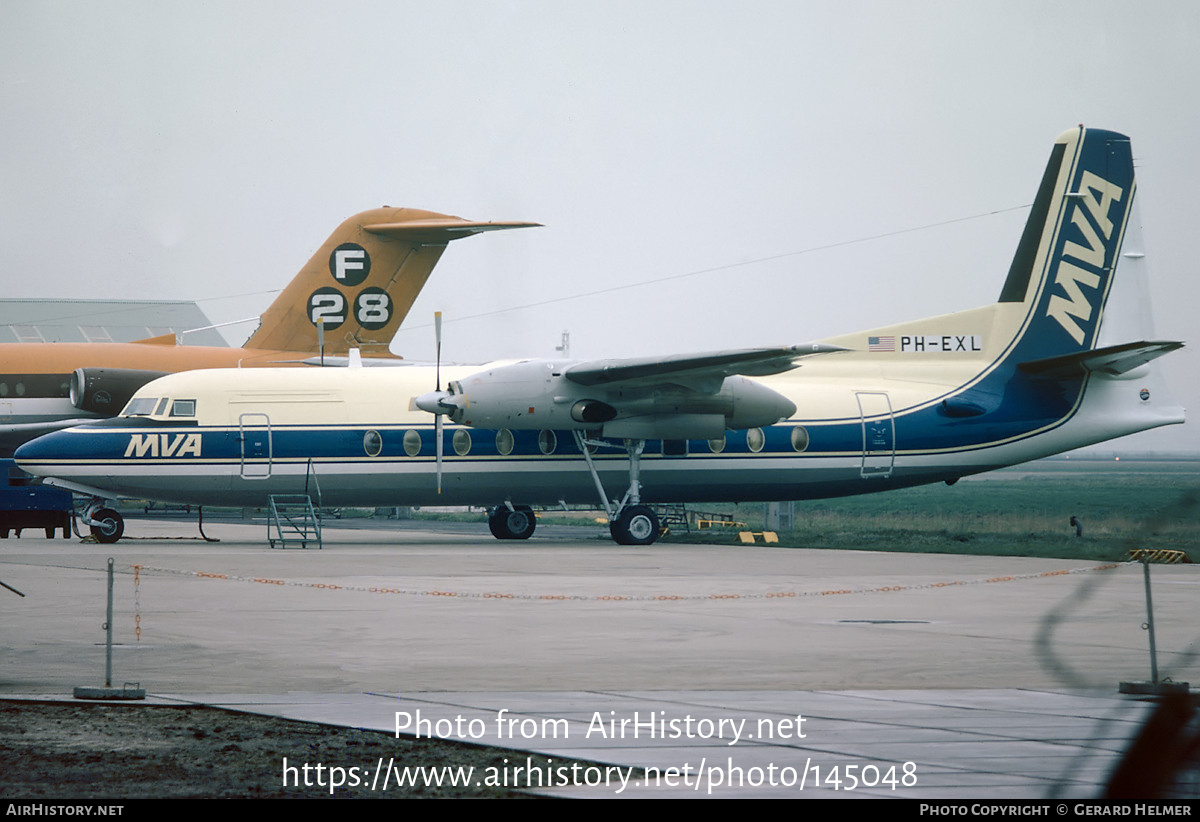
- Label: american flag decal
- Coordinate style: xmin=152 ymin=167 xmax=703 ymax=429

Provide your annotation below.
xmin=868 ymin=335 xmax=895 ymax=352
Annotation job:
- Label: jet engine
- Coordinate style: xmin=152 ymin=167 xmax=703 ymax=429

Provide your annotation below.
xmin=69 ymin=368 xmax=170 ymax=415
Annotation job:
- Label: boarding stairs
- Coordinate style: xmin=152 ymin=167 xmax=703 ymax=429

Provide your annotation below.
xmin=655 ymin=504 xmax=690 ymax=535
xmin=267 ymin=495 xmax=322 ymax=549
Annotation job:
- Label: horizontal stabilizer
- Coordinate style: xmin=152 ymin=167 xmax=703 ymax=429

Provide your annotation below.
xmin=565 ymin=343 xmax=845 ymax=391
xmin=1018 ymin=340 xmax=1183 ymax=378
xmin=363 ymin=219 xmax=542 ymax=243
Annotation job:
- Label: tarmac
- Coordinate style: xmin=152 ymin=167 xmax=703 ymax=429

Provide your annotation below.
xmin=2 ymin=516 xmax=1197 ymax=798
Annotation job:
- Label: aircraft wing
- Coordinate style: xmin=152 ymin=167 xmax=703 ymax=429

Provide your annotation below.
xmin=563 ymin=343 xmax=846 ymax=392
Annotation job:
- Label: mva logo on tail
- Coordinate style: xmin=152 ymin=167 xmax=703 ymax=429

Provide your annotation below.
xmin=1015 ymin=128 xmax=1136 ymax=360
xmin=1046 ymin=169 xmax=1128 ymax=345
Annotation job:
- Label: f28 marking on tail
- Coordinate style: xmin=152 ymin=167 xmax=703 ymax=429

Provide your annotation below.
xmin=124 ymin=433 xmax=202 ymax=458
xmin=330 ymin=243 xmax=370 ymax=285
xmin=1046 ymin=170 xmax=1126 ymax=345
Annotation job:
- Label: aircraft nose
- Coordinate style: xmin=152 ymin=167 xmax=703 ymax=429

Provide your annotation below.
xmin=14 ymin=430 xmax=71 ymax=473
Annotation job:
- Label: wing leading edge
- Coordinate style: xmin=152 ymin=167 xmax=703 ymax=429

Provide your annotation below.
xmin=563 ymin=343 xmax=847 ymax=392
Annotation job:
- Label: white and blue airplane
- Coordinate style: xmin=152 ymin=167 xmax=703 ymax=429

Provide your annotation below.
xmin=14 ymin=126 xmax=1185 ymax=545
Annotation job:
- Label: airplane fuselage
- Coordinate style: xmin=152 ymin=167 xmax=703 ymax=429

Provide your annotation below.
xmin=12 ymin=347 xmax=1179 ymax=510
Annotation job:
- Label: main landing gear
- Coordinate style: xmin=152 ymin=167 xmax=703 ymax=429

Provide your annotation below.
xmin=485 ymin=435 xmax=663 ymax=546
xmin=608 ymin=504 xmax=660 ymax=546
xmin=577 ymin=432 xmax=661 ymax=546
xmin=488 ymin=504 xmax=536 ymax=540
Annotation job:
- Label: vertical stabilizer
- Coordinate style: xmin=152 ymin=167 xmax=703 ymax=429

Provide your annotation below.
xmin=244 ymin=208 xmax=538 ymax=356
xmin=998 ymin=126 xmax=1137 ymax=362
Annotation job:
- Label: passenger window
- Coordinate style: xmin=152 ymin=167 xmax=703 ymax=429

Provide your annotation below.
xmin=363 ymin=429 xmax=383 ymax=457
xmin=403 ymin=429 xmax=421 ymax=457
xmin=495 ymin=429 xmax=515 ymax=456
xmin=170 ymin=399 xmax=197 ymax=417
xmin=453 ymin=429 xmax=472 ymax=456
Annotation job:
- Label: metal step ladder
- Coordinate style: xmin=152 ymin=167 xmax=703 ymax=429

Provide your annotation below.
xmin=267 ymin=495 xmax=322 ymax=549
xmin=656 ymin=504 xmax=689 ymax=535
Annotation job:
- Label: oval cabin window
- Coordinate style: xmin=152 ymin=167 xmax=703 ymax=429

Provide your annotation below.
xmin=402 ymin=429 xmax=421 ymax=457
xmin=495 ymin=429 xmax=514 ymax=456
xmin=363 ymin=430 xmax=383 ymax=457
xmin=453 ymin=428 xmax=472 ymax=456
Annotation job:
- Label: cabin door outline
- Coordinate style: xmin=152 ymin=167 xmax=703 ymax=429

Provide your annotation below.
xmin=239 ymin=413 xmax=273 ymax=479
xmin=856 ymin=391 xmax=895 ymax=479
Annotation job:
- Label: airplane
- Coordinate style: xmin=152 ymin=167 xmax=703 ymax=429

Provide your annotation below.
xmin=0 ymin=207 xmax=537 ymax=455
xmin=14 ymin=126 xmax=1185 ymax=546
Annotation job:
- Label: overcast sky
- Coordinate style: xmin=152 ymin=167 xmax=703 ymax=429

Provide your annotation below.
xmin=2 ymin=1 xmax=1196 ymax=451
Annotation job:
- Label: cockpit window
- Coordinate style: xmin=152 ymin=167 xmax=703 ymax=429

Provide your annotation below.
xmin=170 ymin=399 xmax=196 ymax=417
xmin=154 ymin=398 xmax=170 ymax=415
xmin=124 ymin=397 xmax=160 ymax=416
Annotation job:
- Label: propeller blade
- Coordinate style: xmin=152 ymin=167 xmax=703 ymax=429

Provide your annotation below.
xmin=432 ymin=310 xmax=445 ymax=493
xmin=435 ymin=310 xmax=443 ymax=391
xmin=435 ymin=414 xmax=443 ymax=494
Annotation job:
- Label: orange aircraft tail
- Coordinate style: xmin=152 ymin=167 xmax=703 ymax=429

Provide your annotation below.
xmin=243 ymin=207 xmax=539 ymax=356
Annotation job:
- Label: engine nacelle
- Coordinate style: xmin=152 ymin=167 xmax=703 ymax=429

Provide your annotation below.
xmin=69 ymin=368 xmax=170 ymax=415
xmin=447 ymin=360 xmax=796 ymax=437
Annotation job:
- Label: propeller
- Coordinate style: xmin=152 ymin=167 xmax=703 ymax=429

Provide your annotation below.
xmin=414 ymin=311 xmax=462 ymax=493
xmin=434 ymin=312 xmax=443 ymax=493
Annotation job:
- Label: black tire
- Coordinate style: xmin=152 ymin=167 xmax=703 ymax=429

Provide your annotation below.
xmin=488 ymin=505 xmax=536 ymax=540
xmin=90 ymin=508 xmax=124 ymax=544
xmin=609 ymin=505 xmax=660 ymax=546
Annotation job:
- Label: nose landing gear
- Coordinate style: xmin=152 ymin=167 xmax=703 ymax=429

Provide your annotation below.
xmin=83 ymin=504 xmax=124 ymax=544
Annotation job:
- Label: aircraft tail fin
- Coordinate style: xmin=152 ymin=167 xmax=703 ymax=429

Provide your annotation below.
xmin=838 ymin=127 xmax=1180 ymax=366
xmin=828 ymin=126 xmax=1182 ymax=443
xmin=997 ymin=126 xmax=1150 ymax=363
xmin=243 ymin=208 xmax=539 ymax=355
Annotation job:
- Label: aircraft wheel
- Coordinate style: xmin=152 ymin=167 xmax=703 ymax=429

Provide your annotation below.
xmin=610 ymin=505 xmax=660 ymax=546
xmin=488 ymin=505 xmax=536 ymax=540
xmin=89 ymin=508 xmax=124 ymax=544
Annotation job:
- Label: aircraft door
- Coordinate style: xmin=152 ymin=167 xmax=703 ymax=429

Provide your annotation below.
xmin=856 ymin=392 xmax=895 ymax=478
xmin=239 ymin=413 xmax=272 ymax=479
